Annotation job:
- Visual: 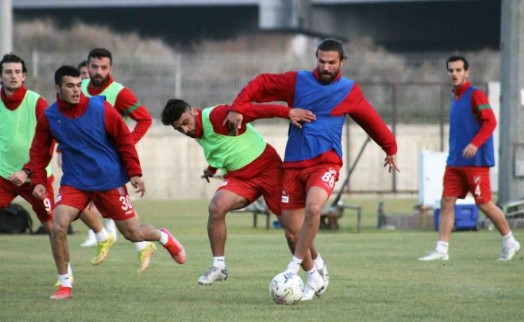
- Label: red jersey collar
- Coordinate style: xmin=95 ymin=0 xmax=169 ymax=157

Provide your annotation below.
xmin=1 ymin=85 xmax=28 ymax=110
xmin=56 ymin=92 xmax=89 ymax=117
xmin=312 ymin=68 xmax=342 ymax=83
xmin=194 ymin=108 xmax=203 ymax=139
xmin=452 ymin=81 xmax=472 ymax=98
xmin=87 ymin=75 xmax=115 ymax=96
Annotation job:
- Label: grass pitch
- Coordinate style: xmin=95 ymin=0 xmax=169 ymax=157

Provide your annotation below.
xmin=0 ymin=198 xmax=522 ymax=322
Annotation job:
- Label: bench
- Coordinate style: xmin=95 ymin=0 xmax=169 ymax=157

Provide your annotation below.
xmin=232 ymin=198 xmax=362 ymax=232
xmin=320 ymin=202 xmax=362 ymax=232
xmin=503 ymin=199 xmax=524 ymax=218
xmin=230 ymin=198 xmax=271 ymax=229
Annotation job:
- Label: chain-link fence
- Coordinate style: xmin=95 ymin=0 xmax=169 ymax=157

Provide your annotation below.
xmin=19 ymin=50 xmax=498 ymax=118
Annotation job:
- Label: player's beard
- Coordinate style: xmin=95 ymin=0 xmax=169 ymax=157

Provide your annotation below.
xmin=91 ymin=75 xmax=109 ymax=87
xmin=318 ymin=69 xmax=339 ymax=84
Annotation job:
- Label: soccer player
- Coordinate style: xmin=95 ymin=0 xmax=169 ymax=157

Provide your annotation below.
xmin=228 ymin=38 xmax=399 ymax=301
xmin=27 ymin=65 xmax=185 ymax=300
xmin=418 ymin=55 xmax=520 ymax=261
xmin=78 ymin=48 xmax=155 ymax=273
xmin=160 ymin=99 xmax=319 ymax=285
xmin=77 ymin=60 xmax=89 ymax=80
xmin=0 ymin=53 xmax=54 ymax=236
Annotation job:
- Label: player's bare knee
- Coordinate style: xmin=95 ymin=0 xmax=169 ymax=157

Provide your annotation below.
xmin=52 ymin=223 xmax=68 ymax=237
xmin=306 ymin=204 xmax=323 ymax=217
xmin=208 ymin=203 xmax=227 ymax=221
xmin=119 ymin=229 xmax=142 ymax=242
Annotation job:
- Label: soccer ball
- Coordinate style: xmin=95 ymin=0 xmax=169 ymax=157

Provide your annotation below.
xmin=269 ymin=272 xmax=304 ymax=305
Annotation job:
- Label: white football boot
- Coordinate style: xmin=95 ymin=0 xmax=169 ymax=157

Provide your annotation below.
xmin=418 ymin=250 xmax=449 ymax=261
xmin=198 ymin=266 xmax=228 ymax=285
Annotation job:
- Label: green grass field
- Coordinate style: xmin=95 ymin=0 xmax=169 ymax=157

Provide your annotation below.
xmin=0 ymin=198 xmax=522 ymax=322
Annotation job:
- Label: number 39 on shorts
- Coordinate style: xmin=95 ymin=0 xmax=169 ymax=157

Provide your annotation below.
xmin=321 ymin=169 xmax=337 ymax=188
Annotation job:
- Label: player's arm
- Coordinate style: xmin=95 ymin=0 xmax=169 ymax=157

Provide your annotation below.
xmin=241 ymin=104 xmax=316 ymax=129
xmin=103 ymin=102 xmax=143 ymax=179
xmin=343 ymin=84 xmax=399 ymax=172
xmin=26 ymin=113 xmax=55 ymax=191
xmin=230 ymin=71 xmax=296 ymax=114
xmin=461 ymin=90 xmax=497 ymax=159
xmin=114 ymin=88 xmax=153 ymax=143
xmin=470 ymin=89 xmax=497 ymax=148
xmin=34 ymin=97 xmax=57 ymax=159
xmin=227 ymin=72 xmax=298 ymax=132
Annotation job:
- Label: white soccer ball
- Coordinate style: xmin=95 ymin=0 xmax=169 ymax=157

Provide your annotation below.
xmin=269 ymin=272 xmax=304 ymax=305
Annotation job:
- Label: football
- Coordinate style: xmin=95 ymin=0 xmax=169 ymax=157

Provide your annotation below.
xmin=269 ymin=272 xmax=304 ymax=305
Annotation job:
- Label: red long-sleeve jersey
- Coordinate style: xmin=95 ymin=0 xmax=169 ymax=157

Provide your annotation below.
xmin=86 ymin=75 xmax=152 ymax=143
xmin=231 ymin=70 xmax=397 ymax=168
xmin=28 ymin=94 xmax=142 ymax=186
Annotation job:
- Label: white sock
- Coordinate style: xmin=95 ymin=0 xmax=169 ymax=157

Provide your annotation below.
xmin=502 ymin=232 xmax=516 ymax=248
xmin=67 ymin=263 xmax=73 ymax=276
xmin=436 ymin=241 xmax=449 ymax=254
xmin=104 ymin=218 xmax=117 ymax=235
xmin=158 ymin=231 xmax=169 ymax=245
xmin=59 ymin=274 xmax=72 ymax=288
xmin=95 ymin=228 xmax=109 ymax=242
xmin=213 ymin=256 xmax=226 ymax=269
xmin=313 ymin=255 xmax=325 ymax=270
xmin=306 ymin=267 xmax=318 ymax=278
xmin=87 ymin=229 xmax=96 ymax=241
xmin=286 ymin=256 xmax=302 ymax=274
xmin=134 ymin=241 xmax=147 ymax=252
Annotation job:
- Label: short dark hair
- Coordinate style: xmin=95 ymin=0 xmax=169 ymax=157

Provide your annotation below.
xmin=0 ymin=53 xmax=27 ymax=74
xmin=77 ymin=60 xmax=88 ymax=69
xmin=87 ymin=48 xmax=112 ymax=65
xmin=54 ymin=65 xmax=80 ymax=86
xmin=161 ymin=99 xmax=191 ymax=125
xmin=446 ymin=55 xmax=469 ymax=71
xmin=316 ymin=38 xmax=347 ymax=61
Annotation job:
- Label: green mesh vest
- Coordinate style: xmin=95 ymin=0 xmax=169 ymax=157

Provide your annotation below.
xmin=0 ymin=90 xmax=52 ymax=179
xmin=197 ymin=106 xmax=266 ymax=174
xmin=81 ymin=78 xmax=124 ymax=106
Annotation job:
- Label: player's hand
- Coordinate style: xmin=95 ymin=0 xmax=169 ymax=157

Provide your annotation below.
xmin=201 ymin=168 xmax=215 ymax=183
xmin=130 ymin=176 xmax=145 ymax=197
xmin=32 ymin=184 xmax=47 ymax=200
xmin=384 ymin=155 xmax=400 ymax=173
xmin=462 ymin=143 xmax=478 ymax=159
xmin=8 ymin=170 xmax=28 ymax=187
xmin=223 ymin=111 xmax=244 ymax=136
xmin=289 ymin=108 xmax=316 ymax=128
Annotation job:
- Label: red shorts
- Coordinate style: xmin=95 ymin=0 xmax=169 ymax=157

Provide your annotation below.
xmin=443 ymin=166 xmax=492 ymax=204
xmin=281 ymin=164 xmax=340 ymax=210
xmin=56 ymin=185 xmax=136 ymax=220
xmin=0 ymin=176 xmax=54 ymax=223
xmin=219 ymin=165 xmax=283 ymax=216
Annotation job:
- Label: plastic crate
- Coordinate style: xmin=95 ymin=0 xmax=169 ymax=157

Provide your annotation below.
xmin=434 ymin=204 xmax=479 ymax=231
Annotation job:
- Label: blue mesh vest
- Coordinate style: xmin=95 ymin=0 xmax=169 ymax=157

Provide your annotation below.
xmin=45 ymin=96 xmax=129 ymax=190
xmin=284 ymin=70 xmax=352 ymax=162
xmin=447 ymin=86 xmax=495 ymax=167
